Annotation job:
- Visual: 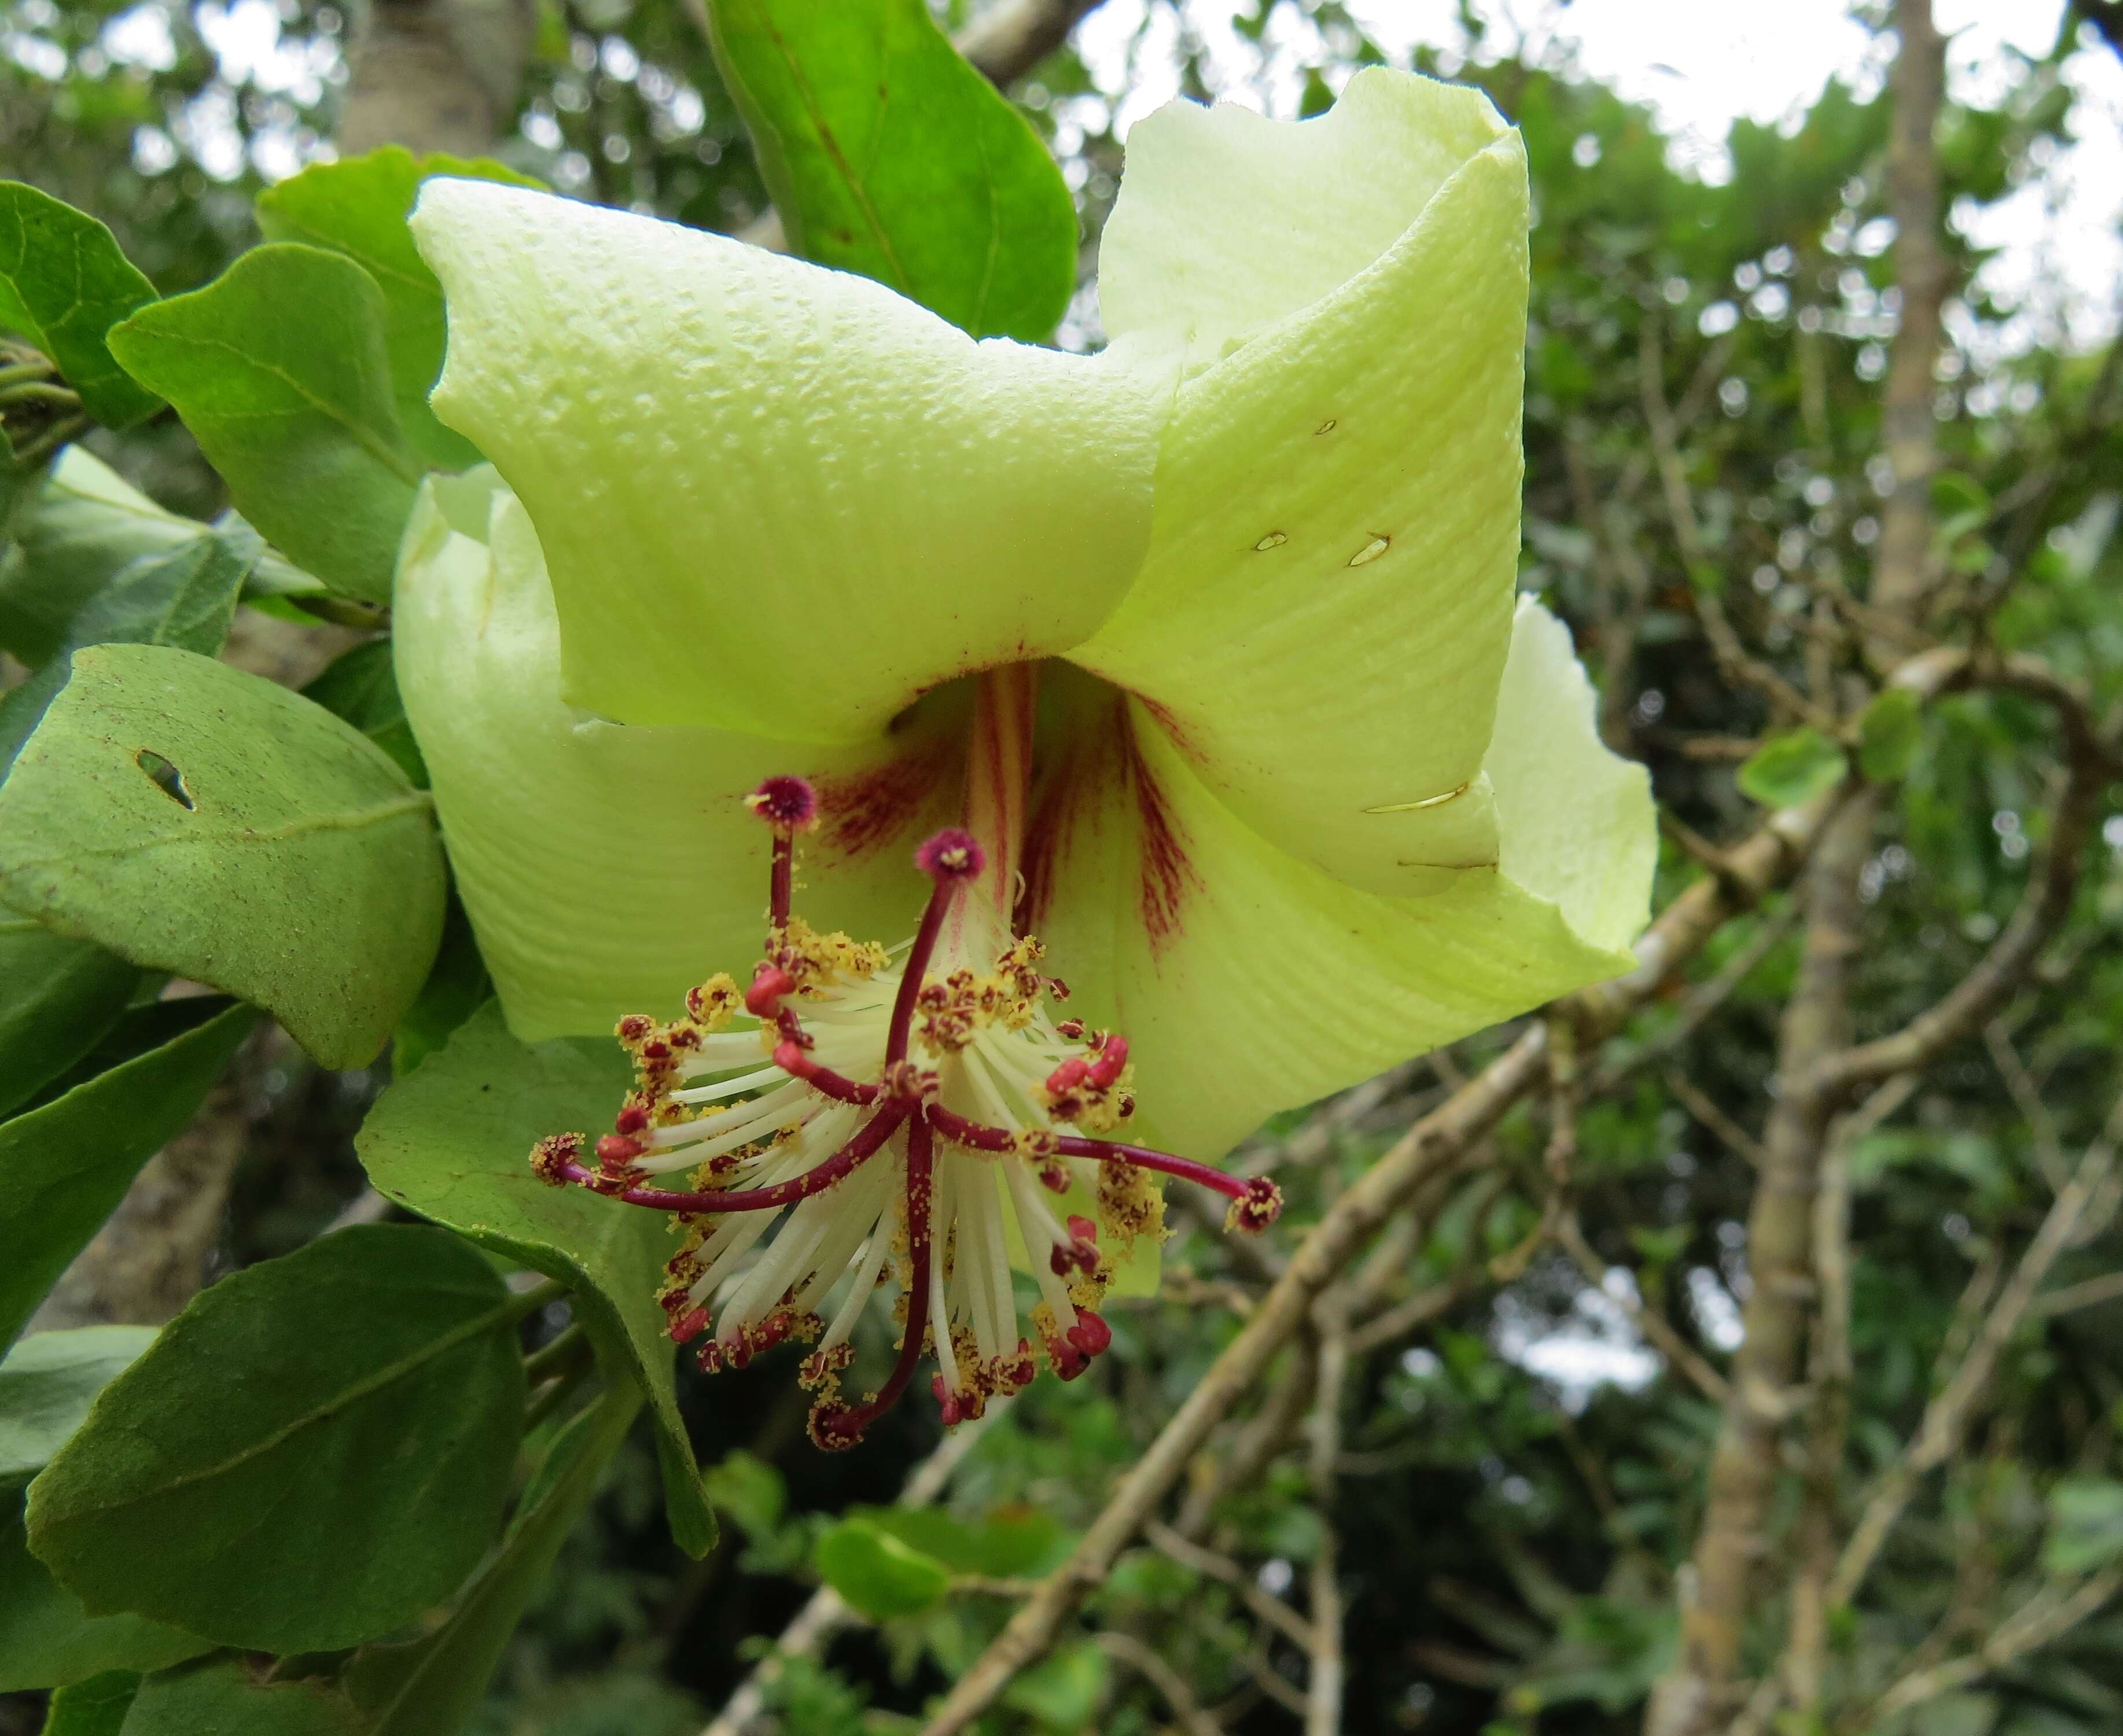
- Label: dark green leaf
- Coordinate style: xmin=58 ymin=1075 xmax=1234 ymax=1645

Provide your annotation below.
xmin=343 ymin=1380 xmax=640 ymax=1734
xmin=1735 ymin=727 xmax=1849 ymax=810
xmin=0 ymin=998 xmax=254 ymax=1350
xmin=2044 ymin=1477 xmax=2123 ymax=1575
xmin=704 ymin=1449 xmax=786 ymax=1541
xmin=37 ymin=1669 xmax=139 ymax=1736
xmin=0 ymin=1499 xmax=210 ymax=1691
xmin=120 ymin=1660 xmax=369 ymax=1736
xmin=0 ymin=522 xmax=255 ymax=776
xmin=256 ymin=147 xmax=541 ymax=471
xmin=0 ymin=922 xmax=140 ymax=1119
xmin=389 ymin=898 xmax=490 ymax=1078
xmin=1856 ymin=687 xmax=1922 ymax=783
xmin=707 ymin=0 xmax=1077 ymax=341
xmin=812 ymin=1516 xmax=952 ymax=1620
xmin=27 ymin=1223 xmax=526 ymax=1654
xmin=0 ymin=1327 xmax=157 ymax=1487
xmin=0 ymin=185 xmax=161 ymax=429
xmin=0 ymin=643 xmax=447 ymax=1068
xmin=300 ymin=639 xmax=427 ymax=788
xmin=105 ymin=245 xmax=421 ymax=602
xmin=354 ymin=1005 xmax=716 ymax=1557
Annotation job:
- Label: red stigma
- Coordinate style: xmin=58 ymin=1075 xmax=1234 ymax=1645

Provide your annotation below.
xmin=1045 ymin=1056 xmax=1089 ymax=1095
xmin=745 ymin=774 xmax=818 ymax=832
xmin=746 ymin=965 xmax=796 ymax=1017
xmin=614 ymin=1105 xmax=649 ymax=1136
xmin=914 ymin=827 xmax=985 ymax=884
xmin=1066 ymin=1308 xmax=1112 ymax=1357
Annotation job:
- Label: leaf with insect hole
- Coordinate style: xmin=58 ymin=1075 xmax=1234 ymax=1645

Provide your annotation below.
xmin=0 ymin=644 xmax=445 ymax=1067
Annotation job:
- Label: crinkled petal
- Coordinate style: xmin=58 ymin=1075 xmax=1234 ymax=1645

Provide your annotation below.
xmin=1097 ymin=65 xmax=1511 ymax=358
xmin=1023 ymin=666 xmax=1642 ymax=1161
xmin=409 ymin=181 xmax=1171 ymax=745
xmin=393 ymin=471 xmax=965 ymax=1040
xmin=1070 ymin=77 xmax=1530 ymax=898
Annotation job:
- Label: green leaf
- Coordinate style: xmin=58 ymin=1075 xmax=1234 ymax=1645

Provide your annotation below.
xmin=1 ymin=447 xmax=47 ymax=547
xmin=703 ymin=1448 xmax=786 ymax=1541
xmin=342 ymin=1379 xmax=641 ymax=1734
xmin=999 ymin=1640 xmax=1108 ymax=1730
xmin=0 ymin=450 xmax=205 ymax=667
xmin=2044 ymin=1476 xmax=2123 ymax=1575
xmin=0 ymin=1327 xmax=157 ymax=1487
xmin=859 ymin=1502 xmax=1065 ymax=1579
xmin=38 ymin=1670 xmax=139 ymax=1736
xmin=256 ymin=147 xmax=541 ymax=470
xmin=390 ymin=897 xmax=490 ymax=1078
xmin=1735 ymin=727 xmax=1849 ymax=810
xmin=0 ymin=643 xmax=447 ymax=1068
xmin=300 ymin=639 xmax=428 ymax=788
xmin=353 ymin=1005 xmax=716 ymax=1557
xmin=0 ymin=999 xmax=255 ymax=1350
xmin=812 ymin=1516 xmax=953 ymax=1620
xmin=120 ymin=1660 xmax=369 ymax=1736
xmin=1856 ymin=686 xmax=1922 ymax=782
xmin=0 ymin=1498 xmax=210 ymax=1691
xmin=0 ymin=923 xmax=140 ymax=1120
xmin=0 ymin=184 xmax=161 ymax=429
xmin=105 ymin=244 xmax=422 ymax=602
xmin=0 ymin=521 xmax=255 ymax=776
xmin=707 ymin=0 xmax=1077 ymax=341
xmin=26 ymin=1223 xmax=527 ymax=1654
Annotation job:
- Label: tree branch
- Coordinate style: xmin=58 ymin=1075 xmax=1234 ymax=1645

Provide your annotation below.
xmin=916 ymin=773 xmax=1861 ymax=1734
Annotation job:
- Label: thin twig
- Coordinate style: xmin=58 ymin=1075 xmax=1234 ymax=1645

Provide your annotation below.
xmin=1094 ymin=1631 xmax=1226 ymax=1736
xmin=1861 ymin=1571 xmax=2122 ymax=1725
xmin=1557 ymin=1216 xmax=1731 ymax=1406
xmin=1144 ymin=1522 xmax=1315 ymax=1652
xmin=1305 ymin=1291 xmax=1349 ymax=1736
xmin=1664 ymin=1068 xmax=1767 ymax=1169
xmin=1590 ymin=905 xmax=1801 ymax=1094
xmin=1827 ymin=1091 xmax=2123 ymax=1609
xmin=1986 ymin=1018 xmax=2073 ymax=1192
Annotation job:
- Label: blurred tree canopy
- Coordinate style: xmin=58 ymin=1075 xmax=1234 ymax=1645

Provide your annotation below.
xmin=3 ymin=2 xmax=2123 ymax=1735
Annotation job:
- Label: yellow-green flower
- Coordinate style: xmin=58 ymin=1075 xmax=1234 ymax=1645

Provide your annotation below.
xmin=393 ymin=68 xmax=1655 ymax=1442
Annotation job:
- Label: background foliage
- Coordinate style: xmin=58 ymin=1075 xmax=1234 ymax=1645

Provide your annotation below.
xmin=4 ymin=1 xmax=2123 ymax=1734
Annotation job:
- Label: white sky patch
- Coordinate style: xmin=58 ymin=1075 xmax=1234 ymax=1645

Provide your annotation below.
xmin=195 ymin=0 xmax=330 ymax=100
xmin=1491 ymin=1270 xmax=1661 ymax=1413
xmin=101 ymin=3 xmax=179 ymax=72
xmin=1077 ymin=0 xmax=2123 ymax=346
